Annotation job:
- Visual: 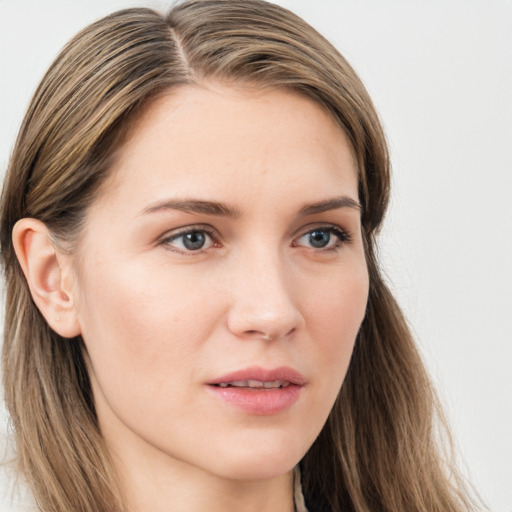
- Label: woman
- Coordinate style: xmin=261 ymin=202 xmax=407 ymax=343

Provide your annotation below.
xmin=0 ymin=1 xmax=479 ymax=511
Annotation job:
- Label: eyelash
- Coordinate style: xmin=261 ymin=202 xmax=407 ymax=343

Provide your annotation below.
xmin=293 ymin=225 xmax=351 ymax=251
xmin=159 ymin=224 xmax=351 ymax=254
xmin=159 ymin=225 xmax=219 ymax=254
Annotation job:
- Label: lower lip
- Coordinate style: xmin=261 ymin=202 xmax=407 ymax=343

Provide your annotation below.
xmin=206 ymin=384 xmax=302 ymax=415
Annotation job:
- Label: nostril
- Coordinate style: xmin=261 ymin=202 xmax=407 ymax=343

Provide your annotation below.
xmin=243 ymin=329 xmax=277 ymax=341
xmin=243 ymin=328 xmax=296 ymax=342
xmin=246 ymin=329 xmax=275 ymax=340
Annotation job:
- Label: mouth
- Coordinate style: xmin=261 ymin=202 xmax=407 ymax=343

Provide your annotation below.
xmin=206 ymin=366 xmax=305 ymax=415
xmin=208 ymin=365 xmax=305 ymax=387
xmin=214 ymin=380 xmax=292 ymax=389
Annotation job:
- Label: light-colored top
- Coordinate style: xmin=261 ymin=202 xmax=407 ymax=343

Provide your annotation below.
xmin=293 ymin=465 xmax=309 ymax=512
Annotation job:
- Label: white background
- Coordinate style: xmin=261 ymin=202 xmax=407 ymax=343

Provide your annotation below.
xmin=0 ymin=1 xmax=511 ymax=511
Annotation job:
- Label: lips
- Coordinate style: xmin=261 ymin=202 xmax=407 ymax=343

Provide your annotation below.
xmin=206 ymin=366 xmax=305 ymax=415
xmin=216 ymin=379 xmax=291 ymax=389
xmin=208 ymin=366 xmax=306 ymax=387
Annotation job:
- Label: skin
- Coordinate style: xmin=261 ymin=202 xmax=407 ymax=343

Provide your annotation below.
xmin=19 ymin=84 xmax=369 ymax=512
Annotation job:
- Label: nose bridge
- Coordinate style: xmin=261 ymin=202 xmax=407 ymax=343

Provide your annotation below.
xmin=226 ymin=241 xmax=303 ymax=340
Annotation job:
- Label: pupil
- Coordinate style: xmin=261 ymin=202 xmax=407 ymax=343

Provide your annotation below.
xmin=183 ymin=231 xmax=206 ymax=250
xmin=309 ymin=230 xmax=330 ymax=248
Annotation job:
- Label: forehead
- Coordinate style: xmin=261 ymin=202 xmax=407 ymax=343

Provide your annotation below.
xmin=95 ymin=83 xmax=359 ymax=213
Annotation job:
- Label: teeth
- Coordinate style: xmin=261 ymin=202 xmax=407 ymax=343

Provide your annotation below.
xmin=263 ymin=380 xmax=287 ymax=388
xmin=216 ymin=380 xmax=290 ymax=389
xmin=232 ymin=380 xmax=251 ymax=387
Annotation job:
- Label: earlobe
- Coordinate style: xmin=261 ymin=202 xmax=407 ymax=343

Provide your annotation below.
xmin=12 ymin=218 xmax=81 ymax=338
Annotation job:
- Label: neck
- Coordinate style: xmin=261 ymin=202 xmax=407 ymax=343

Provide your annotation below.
xmin=100 ymin=420 xmax=295 ymax=512
xmin=116 ymin=453 xmax=295 ymax=512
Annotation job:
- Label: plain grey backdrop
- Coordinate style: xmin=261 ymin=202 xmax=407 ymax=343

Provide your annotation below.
xmin=0 ymin=1 xmax=511 ymax=511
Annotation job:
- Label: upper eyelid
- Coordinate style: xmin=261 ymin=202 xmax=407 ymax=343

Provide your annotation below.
xmin=293 ymin=222 xmax=351 ymax=239
xmin=159 ymin=224 xmax=218 ymax=242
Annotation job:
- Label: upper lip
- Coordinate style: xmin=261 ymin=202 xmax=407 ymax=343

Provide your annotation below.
xmin=207 ymin=366 xmax=306 ymax=386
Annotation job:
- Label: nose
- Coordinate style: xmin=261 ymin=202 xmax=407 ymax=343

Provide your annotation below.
xmin=226 ymin=248 xmax=305 ymax=341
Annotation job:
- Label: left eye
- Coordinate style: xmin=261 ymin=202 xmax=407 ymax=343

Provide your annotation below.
xmin=163 ymin=229 xmax=215 ymax=252
xmin=295 ymin=227 xmax=348 ymax=250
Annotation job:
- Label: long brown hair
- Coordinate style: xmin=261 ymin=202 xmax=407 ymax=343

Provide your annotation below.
xmin=1 ymin=1 xmax=478 ymax=511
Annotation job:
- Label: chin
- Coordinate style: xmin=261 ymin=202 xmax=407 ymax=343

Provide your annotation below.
xmin=215 ymin=460 xmax=297 ymax=482
xmin=202 ymin=435 xmax=309 ymax=481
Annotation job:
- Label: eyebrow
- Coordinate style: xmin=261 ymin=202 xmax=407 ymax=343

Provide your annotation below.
xmin=141 ymin=199 xmax=242 ymax=218
xmin=298 ymin=196 xmax=361 ymax=216
xmin=140 ymin=195 xmax=361 ymax=218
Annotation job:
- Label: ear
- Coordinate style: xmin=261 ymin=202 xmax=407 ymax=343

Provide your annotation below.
xmin=12 ymin=218 xmax=81 ymax=338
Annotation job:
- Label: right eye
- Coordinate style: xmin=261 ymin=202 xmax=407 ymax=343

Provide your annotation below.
xmin=160 ymin=227 xmax=217 ymax=253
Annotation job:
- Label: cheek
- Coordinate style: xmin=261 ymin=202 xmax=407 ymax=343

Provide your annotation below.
xmin=305 ymin=262 xmax=368 ymax=388
xmin=309 ymin=260 xmax=368 ymax=339
xmin=76 ymin=260 xmax=222 ymax=402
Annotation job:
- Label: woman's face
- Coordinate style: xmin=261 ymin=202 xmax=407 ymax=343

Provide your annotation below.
xmin=71 ymin=84 xmax=369 ymax=482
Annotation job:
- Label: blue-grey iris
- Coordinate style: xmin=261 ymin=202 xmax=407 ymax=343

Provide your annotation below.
xmin=309 ymin=230 xmax=330 ymax=248
xmin=183 ymin=231 xmax=206 ymax=250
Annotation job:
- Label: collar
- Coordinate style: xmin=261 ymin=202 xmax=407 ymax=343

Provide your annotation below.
xmin=293 ymin=465 xmax=309 ymax=512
